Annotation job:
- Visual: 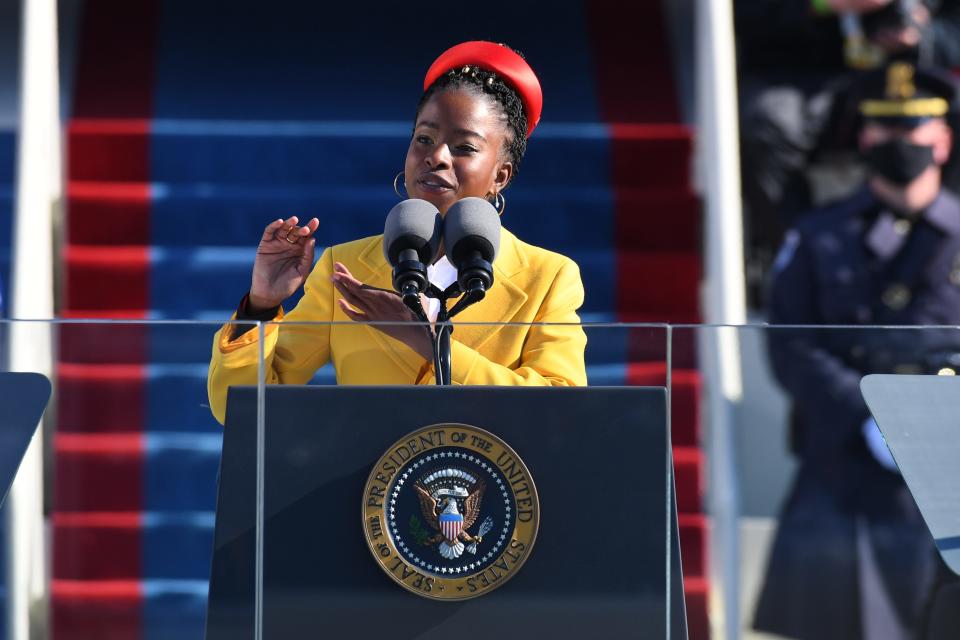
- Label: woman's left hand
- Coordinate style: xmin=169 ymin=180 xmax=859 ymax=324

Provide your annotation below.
xmin=331 ymin=262 xmax=433 ymax=361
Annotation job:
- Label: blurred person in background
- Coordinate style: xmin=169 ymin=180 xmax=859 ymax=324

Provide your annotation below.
xmin=754 ymin=63 xmax=959 ymax=640
xmin=735 ymin=0 xmax=960 ymax=302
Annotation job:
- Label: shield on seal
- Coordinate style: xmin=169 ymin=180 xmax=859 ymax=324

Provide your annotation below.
xmin=439 ymin=511 xmax=463 ymax=543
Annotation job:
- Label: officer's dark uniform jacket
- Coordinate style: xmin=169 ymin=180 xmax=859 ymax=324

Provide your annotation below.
xmin=754 ymin=186 xmax=960 ymax=640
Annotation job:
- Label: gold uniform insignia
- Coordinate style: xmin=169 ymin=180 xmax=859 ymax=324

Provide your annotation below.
xmin=860 ymin=62 xmax=948 ymax=118
xmin=886 ymin=62 xmax=916 ymax=100
xmin=882 ymin=283 xmax=911 ymax=311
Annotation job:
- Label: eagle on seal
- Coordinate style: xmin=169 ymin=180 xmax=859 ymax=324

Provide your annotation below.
xmin=414 ymin=478 xmax=486 ymax=560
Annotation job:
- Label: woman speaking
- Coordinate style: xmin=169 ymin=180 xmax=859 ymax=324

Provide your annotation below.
xmin=207 ymin=41 xmax=588 ymax=424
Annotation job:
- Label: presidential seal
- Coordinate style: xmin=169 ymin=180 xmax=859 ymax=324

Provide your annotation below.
xmin=362 ymin=424 xmax=539 ymax=600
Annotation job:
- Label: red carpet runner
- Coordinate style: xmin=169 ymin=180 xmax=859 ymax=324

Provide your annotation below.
xmin=587 ymin=1 xmax=709 ymax=637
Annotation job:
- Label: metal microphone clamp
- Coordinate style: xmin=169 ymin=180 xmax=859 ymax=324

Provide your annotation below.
xmin=418 ymin=280 xmax=489 ymax=387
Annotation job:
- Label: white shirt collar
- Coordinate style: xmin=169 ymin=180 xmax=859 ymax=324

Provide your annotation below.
xmin=427 ymin=256 xmax=458 ymax=291
xmin=423 ymin=256 xmax=458 ymax=323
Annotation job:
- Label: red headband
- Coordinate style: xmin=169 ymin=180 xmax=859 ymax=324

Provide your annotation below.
xmin=423 ymin=41 xmax=543 ymax=138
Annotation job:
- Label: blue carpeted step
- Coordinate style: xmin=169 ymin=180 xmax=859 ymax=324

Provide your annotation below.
xmin=145 ymin=364 xmax=227 ymax=433
xmin=143 ymin=360 xmax=628 ymax=425
xmin=583 ymin=363 xmax=628 ymax=386
xmin=85 ymin=315 xmax=631 ymax=369
xmin=140 ymin=183 xmax=618 ymax=250
xmin=148 ymin=314 xmax=634 ymax=367
xmin=142 ymin=122 xmax=691 ymax=192
xmin=64 ymin=353 xmax=635 ymax=446
xmin=152 ymin=1 xmax=601 ymax=123
xmin=75 ymin=119 xmax=691 ymax=189
xmin=144 ymin=514 xmax=215 ymax=581
xmin=142 ymin=579 xmax=208 ymax=640
xmin=146 ymin=121 xmax=616 ymax=187
xmin=143 ymin=245 xmax=615 ymax=316
xmin=147 ymin=322 xmax=247 ymax=369
xmin=146 ymin=363 xmax=335 ymax=430
xmin=144 ymin=433 xmax=220 ymax=513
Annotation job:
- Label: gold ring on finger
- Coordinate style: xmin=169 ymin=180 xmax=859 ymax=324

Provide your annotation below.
xmin=284 ymin=231 xmax=300 ymax=244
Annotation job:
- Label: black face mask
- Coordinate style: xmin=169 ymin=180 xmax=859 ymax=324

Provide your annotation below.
xmin=864 ymin=139 xmax=935 ymax=186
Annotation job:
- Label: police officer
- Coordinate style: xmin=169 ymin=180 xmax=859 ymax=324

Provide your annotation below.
xmin=754 ymin=62 xmax=959 ymax=640
xmin=736 ymin=0 xmax=960 ymax=303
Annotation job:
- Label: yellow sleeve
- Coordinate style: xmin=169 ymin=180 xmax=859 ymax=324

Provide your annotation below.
xmin=207 ymin=248 xmax=336 ymax=424
xmin=431 ymin=258 xmax=588 ymax=387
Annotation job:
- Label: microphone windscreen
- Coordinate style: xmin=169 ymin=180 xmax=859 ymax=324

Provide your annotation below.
xmin=443 ymin=197 xmax=501 ymax=267
xmin=382 ymin=199 xmax=442 ymax=265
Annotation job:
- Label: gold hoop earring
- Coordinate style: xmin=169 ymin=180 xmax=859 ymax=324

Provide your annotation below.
xmin=393 ymin=171 xmax=407 ymax=199
xmin=494 ymin=191 xmax=506 ymax=216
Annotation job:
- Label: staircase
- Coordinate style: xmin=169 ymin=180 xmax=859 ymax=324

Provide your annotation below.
xmin=56 ymin=1 xmax=709 ymax=638
xmin=586 ymin=3 xmax=709 ymax=637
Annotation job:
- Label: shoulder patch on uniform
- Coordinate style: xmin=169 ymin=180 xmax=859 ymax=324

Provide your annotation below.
xmin=772 ymin=230 xmax=801 ymax=273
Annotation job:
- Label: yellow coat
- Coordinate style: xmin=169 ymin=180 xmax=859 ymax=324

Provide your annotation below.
xmin=207 ymin=227 xmax=587 ymax=424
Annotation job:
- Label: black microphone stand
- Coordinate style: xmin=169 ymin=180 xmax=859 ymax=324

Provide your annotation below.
xmin=396 ymin=246 xmax=491 ymax=386
xmin=400 ymin=282 xmax=486 ymax=386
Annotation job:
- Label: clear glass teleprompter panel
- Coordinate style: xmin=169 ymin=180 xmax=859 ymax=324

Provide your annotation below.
xmin=254 ymin=321 xmax=673 ymax=639
xmin=675 ymin=324 xmax=960 ymax=640
xmin=1 ymin=320 xmax=237 ymax=639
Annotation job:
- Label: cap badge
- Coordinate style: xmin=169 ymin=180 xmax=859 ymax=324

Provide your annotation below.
xmin=886 ymin=62 xmax=917 ymax=100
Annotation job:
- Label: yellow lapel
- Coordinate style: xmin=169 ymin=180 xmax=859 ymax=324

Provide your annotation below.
xmin=351 ymin=229 xmax=530 ymax=372
xmin=355 ymin=235 xmax=393 ymax=286
xmin=444 ymin=227 xmax=529 ymax=352
xmin=354 ymin=236 xmax=428 ymax=379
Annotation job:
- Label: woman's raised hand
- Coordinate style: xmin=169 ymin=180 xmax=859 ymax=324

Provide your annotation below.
xmin=248 ymin=216 xmax=320 ymax=311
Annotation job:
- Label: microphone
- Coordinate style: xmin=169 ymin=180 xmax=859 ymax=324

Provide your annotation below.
xmin=383 ymin=199 xmax=442 ymax=300
xmin=443 ymin=197 xmax=501 ymax=299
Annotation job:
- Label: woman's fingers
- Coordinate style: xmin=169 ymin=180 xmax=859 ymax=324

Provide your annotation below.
xmin=280 ymin=215 xmax=299 ymax=233
xmin=298 ymin=238 xmax=316 ymax=273
xmin=332 ymin=261 xmax=418 ymax=325
xmin=333 ymin=273 xmax=409 ymax=318
xmin=289 ymin=217 xmax=319 ymax=240
xmin=338 ymin=299 xmax=365 ymax=320
xmin=333 ymin=261 xmax=354 ymax=278
xmin=261 ymin=219 xmax=286 ymax=242
xmin=332 ymin=263 xmax=369 ymax=289
xmin=332 ymin=275 xmax=373 ymax=313
xmin=262 ymin=216 xmax=320 ymax=248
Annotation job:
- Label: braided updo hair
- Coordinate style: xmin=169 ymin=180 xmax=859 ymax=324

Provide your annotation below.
xmin=415 ymin=49 xmax=529 ymax=181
